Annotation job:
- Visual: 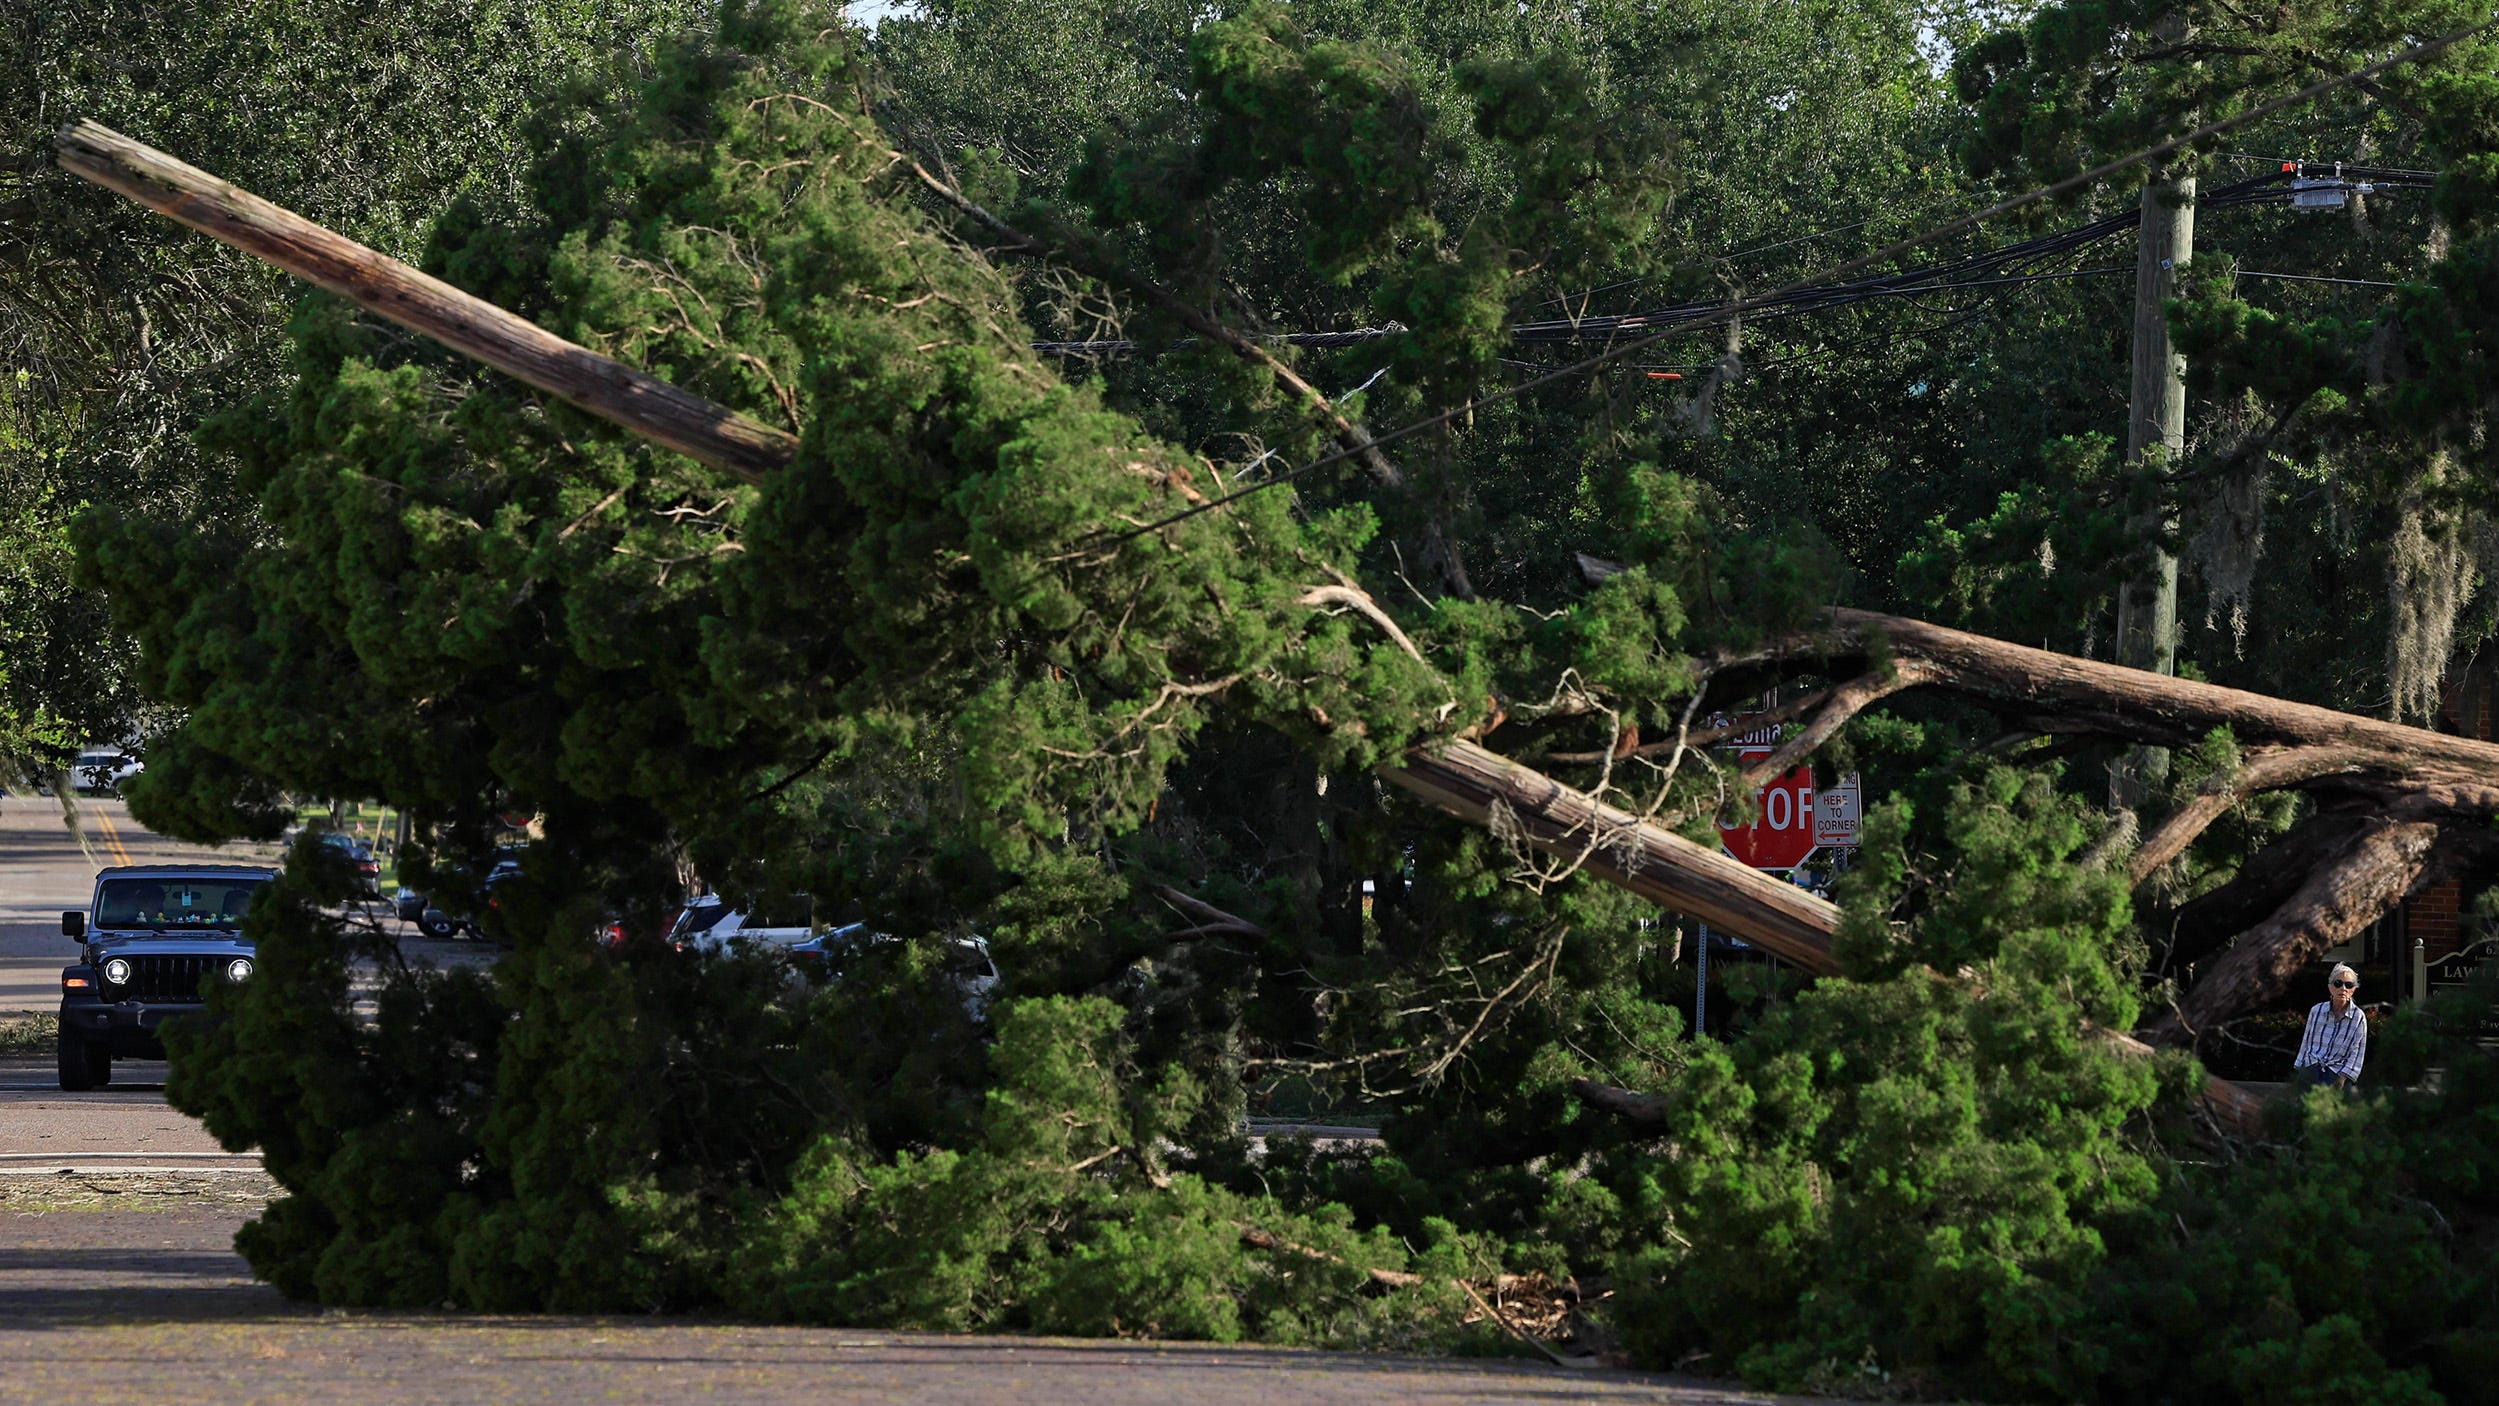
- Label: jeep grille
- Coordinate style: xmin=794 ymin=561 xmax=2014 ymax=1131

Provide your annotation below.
xmin=110 ymin=955 xmax=214 ymax=1003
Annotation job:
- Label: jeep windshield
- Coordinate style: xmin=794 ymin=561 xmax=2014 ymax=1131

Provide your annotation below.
xmin=93 ymin=876 xmax=269 ymax=929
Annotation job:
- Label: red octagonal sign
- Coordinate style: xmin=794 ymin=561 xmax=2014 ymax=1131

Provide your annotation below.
xmin=1718 ymin=747 xmax=1818 ymax=870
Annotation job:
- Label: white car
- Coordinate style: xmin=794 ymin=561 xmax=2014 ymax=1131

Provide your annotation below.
xmin=667 ymin=897 xmax=1000 ymax=1016
xmin=72 ymin=748 xmax=143 ymax=794
xmin=664 ymin=895 xmax=819 ymax=954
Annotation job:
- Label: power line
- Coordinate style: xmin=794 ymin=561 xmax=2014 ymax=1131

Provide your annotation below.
xmin=1096 ymin=16 xmax=2498 ymax=544
xmin=2237 ymin=269 xmax=2403 ymax=289
xmin=1039 ymin=167 xmax=2430 ymax=358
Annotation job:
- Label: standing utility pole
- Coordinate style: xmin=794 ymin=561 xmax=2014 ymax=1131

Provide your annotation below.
xmin=2111 ymin=172 xmax=2195 ymax=808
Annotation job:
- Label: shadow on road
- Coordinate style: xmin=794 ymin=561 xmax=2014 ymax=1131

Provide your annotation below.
xmin=0 ymin=1211 xmax=303 ymax=1330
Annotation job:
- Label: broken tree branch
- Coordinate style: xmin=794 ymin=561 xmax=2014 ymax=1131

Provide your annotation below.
xmin=2128 ymin=745 xmax=2384 ymax=885
xmin=1152 ymin=885 xmax=1266 ymax=939
xmin=1384 ymin=739 xmax=1842 ymax=974
xmin=1820 ymin=608 xmax=2499 ymax=786
xmin=1299 ymin=584 xmax=1426 ymax=664
xmin=1540 ymin=681 xmax=1839 ymax=764
xmin=1234 ymin=1223 xmax=1423 ymax=1288
xmin=1736 ymin=665 xmax=1932 ymax=790
xmin=54 ymin=121 xmax=799 ymax=483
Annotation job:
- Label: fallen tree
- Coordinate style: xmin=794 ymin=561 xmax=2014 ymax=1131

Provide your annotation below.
xmin=1681 ymin=606 xmax=2499 ymax=1041
xmin=60 ymin=119 xmax=2497 ymax=1084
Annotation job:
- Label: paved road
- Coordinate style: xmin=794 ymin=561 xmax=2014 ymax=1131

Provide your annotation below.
xmin=0 ymin=1058 xmax=243 ymax=1167
xmin=0 ymin=790 xmax=284 ymax=1014
xmin=0 ymin=1203 xmax=1811 ymax=1406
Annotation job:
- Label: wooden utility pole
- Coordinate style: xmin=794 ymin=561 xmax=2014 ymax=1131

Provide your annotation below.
xmin=2110 ymin=172 xmax=2196 ymax=807
xmin=53 ymin=121 xmax=800 ymax=484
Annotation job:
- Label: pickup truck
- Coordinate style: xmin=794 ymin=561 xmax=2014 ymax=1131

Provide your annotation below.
xmin=56 ymin=863 xmax=276 ymax=1090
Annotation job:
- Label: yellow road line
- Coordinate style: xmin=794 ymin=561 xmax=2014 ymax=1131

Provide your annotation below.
xmin=94 ymin=810 xmax=134 ymax=867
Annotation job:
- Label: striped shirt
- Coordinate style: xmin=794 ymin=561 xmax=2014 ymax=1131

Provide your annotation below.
xmin=2293 ymin=1000 xmax=2368 ymax=1082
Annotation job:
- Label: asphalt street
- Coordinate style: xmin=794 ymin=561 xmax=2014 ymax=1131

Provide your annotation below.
xmin=0 ymin=1198 xmax=1814 ymax=1406
xmin=0 ymin=790 xmax=277 ymax=1015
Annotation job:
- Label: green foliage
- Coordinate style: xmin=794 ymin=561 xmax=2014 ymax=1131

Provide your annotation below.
xmin=2080 ymin=987 xmax=2499 ymax=1403
xmin=732 ymin=996 xmax=1481 ymax=1347
xmin=1601 ymin=769 xmax=2168 ymax=1397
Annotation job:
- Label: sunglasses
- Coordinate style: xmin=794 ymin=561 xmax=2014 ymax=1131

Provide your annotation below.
xmin=2330 ymin=980 xmax=2357 ymax=989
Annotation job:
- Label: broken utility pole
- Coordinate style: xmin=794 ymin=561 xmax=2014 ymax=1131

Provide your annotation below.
xmin=52 ymin=120 xmax=800 ymax=484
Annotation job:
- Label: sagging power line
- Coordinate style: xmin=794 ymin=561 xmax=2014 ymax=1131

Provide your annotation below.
xmin=1032 ymin=166 xmax=2431 ymax=360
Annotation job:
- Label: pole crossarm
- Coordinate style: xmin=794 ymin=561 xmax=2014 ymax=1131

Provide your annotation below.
xmin=54 ymin=120 xmax=801 ymax=484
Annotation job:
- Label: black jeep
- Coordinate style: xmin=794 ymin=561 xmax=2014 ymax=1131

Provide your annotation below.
xmin=57 ymin=863 xmax=275 ymax=1091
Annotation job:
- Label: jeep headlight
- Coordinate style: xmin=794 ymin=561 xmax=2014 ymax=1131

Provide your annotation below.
xmin=226 ymin=958 xmax=254 ymax=983
xmin=102 ymin=957 xmax=131 ymax=986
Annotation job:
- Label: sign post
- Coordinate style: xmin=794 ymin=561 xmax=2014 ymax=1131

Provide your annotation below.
xmin=1695 ymin=921 xmax=1708 ymax=1037
xmin=1693 ymin=719 xmax=1866 ymax=1035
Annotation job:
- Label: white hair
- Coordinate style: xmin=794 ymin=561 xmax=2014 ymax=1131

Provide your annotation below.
xmin=2329 ymin=963 xmax=2358 ymax=984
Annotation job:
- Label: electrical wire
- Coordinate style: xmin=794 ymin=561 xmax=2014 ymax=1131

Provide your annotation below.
xmin=1091 ymin=15 xmax=2497 ymax=544
xmin=2237 ymin=269 xmax=2404 ymax=289
xmin=1037 ymin=168 xmax=2433 ymax=357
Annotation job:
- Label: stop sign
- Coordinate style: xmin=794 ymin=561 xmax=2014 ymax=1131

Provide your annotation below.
xmin=1718 ymin=748 xmax=1818 ymax=870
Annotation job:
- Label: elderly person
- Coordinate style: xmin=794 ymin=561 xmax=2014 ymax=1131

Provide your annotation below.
xmin=2290 ymin=963 xmax=2368 ymax=1090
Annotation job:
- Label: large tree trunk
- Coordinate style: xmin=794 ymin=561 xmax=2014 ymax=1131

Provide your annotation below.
xmin=1814 ymin=609 xmax=2499 ymax=785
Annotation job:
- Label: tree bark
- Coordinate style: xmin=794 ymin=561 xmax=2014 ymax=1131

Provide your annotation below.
xmin=2128 ymin=745 xmax=2385 ymax=885
xmin=1818 ymin=608 xmax=2499 ymax=784
xmin=54 ymin=120 xmax=800 ymax=483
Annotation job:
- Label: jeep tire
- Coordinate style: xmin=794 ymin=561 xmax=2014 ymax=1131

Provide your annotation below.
xmin=57 ymin=1030 xmax=109 ymax=1091
xmin=416 ymin=911 xmax=458 ymax=940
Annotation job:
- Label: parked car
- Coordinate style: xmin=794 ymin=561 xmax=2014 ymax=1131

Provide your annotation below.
xmin=397 ymin=850 xmax=522 ymax=940
xmin=788 ymin=926 xmax=1001 ymax=1019
xmin=71 ymin=748 xmax=143 ymax=795
xmin=312 ymin=831 xmax=382 ymax=898
xmin=56 ymin=863 xmax=276 ymax=1089
xmin=663 ymin=894 xmax=816 ymax=955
